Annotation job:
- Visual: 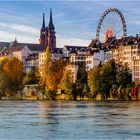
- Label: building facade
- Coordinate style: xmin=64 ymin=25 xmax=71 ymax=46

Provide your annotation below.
xmin=25 ymin=53 xmax=39 ymax=71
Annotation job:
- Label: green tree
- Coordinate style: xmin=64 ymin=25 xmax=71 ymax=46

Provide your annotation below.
xmin=100 ymin=60 xmax=116 ymax=98
xmin=23 ymin=68 xmax=38 ymax=85
xmin=0 ymin=73 xmax=11 ymax=98
xmin=88 ymin=66 xmax=101 ymax=98
xmin=76 ymin=62 xmax=87 ymax=98
xmin=116 ymin=63 xmax=132 ymax=87
xmin=88 ymin=60 xmax=116 ymax=99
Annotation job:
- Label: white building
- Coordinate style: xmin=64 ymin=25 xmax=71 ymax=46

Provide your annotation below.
xmin=25 ymin=53 xmax=39 ymax=72
xmin=102 ymin=35 xmax=140 ymax=83
xmin=86 ymin=50 xmax=105 ymax=71
xmin=12 ymin=45 xmax=30 ymax=70
xmin=62 ymin=45 xmax=87 ymax=57
xmin=69 ymin=51 xmax=86 ymax=65
xmin=39 ymin=48 xmax=63 ymax=70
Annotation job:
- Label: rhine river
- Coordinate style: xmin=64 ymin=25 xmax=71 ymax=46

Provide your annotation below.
xmin=0 ymin=101 xmax=140 ymax=139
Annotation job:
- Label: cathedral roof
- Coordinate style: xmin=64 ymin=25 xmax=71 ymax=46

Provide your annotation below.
xmin=0 ymin=41 xmax=46 ymax=54
xmin=24 ymin=43 xmax=46 ymax=51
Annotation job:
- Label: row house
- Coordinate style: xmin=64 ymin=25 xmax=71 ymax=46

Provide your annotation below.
xmin=25 ymin=53 xmax=39 ymax=72
xmin=0 ymin=39 xmax=46 ymax=71
xmin=11 ymin=43 xmax=45 ymax=71
xmin=69 ymin=50 xmax=86 ymax=65
xmin=62 ymin=45 xmax=87 ymax=57
xmin=39 ymin=48 xmax=63 ymax=70
xmin=86 ymin=49 xmax=105 ymax=71
xmin=102 ymin=35 xmax=140 ymax=82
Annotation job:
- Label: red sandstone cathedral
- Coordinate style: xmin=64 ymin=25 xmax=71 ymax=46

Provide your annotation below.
xmin=39 ymin=9 xmax=56 ymax=49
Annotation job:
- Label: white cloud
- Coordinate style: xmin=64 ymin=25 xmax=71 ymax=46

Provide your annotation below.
xmin=0 ymin=22 xmax=39 ymax=35
xmin=130 ymin=20 xmax=140 ymax=26
xmin=57 ymin=35 xmax=90 ymax=47
xmin=0 ymin=30 xmax=38 ymax=43
xmin=0 ymin=20 xmax=91 ymax=47
xmin=0 ymin=22 xmax=90 ymax=46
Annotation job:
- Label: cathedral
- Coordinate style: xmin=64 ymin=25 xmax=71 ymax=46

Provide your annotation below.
xmin=39 ymin=9 xmax=56 ymax=49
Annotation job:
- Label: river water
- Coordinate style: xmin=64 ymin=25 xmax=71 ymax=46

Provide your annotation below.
xmin=0 ymin=101 xmax=140 ymax=139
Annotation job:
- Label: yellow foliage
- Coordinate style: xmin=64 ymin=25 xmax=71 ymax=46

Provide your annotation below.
xmin=3 ymin=57 xmax=23 ymax=84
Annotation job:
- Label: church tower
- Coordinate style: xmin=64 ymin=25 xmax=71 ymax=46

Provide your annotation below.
xmin=47 ymin=9 xmax=56 ymax=49
xmin=39 ymin=13 xmax=46 ymax=46
xmin=39 ymin=10 xmax=56 ymax=48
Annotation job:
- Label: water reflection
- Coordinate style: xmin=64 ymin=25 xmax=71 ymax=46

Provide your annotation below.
xmin=0 ymin=101 xmax=140 ymax=139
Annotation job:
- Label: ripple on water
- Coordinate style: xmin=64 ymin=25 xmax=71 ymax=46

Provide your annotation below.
xmin=0 ymin=101 xmax=140 ymax=139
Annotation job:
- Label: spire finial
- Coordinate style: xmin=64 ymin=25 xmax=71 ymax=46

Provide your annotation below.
xmin=42 ymin=13 xmax=45 ymax=29
xmin=50 ymin=9 xmax=52 ymax=24
xmin=15 ymin=37 xmax=17 ymax=43
xmin=49 ymin=8 xmax=55 ymax=30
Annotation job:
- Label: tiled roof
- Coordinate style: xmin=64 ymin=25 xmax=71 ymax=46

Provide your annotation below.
xmin=13 ymin=43 xmax=46 ymax=52
xmin=25 ymin=44 xmax=46 ymax=51
xmin=0 ymin=47 xmax=11 ymax=56
xmin=0 ymin=41 xmax=46 ymax=53
xmin=11 ymin=44 xmax=25 ymax=52
xmin=64 ymin=45 xmax=87 ymax=51
xmin=51 ymin=48 xmax=62 ymax=53
xmin=0 ymin=42 xmax=10 ymax=52
xmin=25 ymin=53 xmax=39 ymax=61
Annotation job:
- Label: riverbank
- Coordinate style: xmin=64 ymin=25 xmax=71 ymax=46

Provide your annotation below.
xmin=1 ymin=83 xmax=140 ymax=101
xmin=1 ymin=92 xmax=140 ymax=101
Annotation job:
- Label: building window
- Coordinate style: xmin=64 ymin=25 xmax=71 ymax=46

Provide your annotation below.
xmin=134 ymin=66 xmax=139 ymax=71
xmin=134 ymin=61 xmax=139 ymax=65
xmin=134 ymin=72 xmax=139 ymax=76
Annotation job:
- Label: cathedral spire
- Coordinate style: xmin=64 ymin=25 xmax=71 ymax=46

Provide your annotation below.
xmin=42 ymin=13 xmax=45 ymax=29
xmin=49 ymin=9 xmax=55 ymax=30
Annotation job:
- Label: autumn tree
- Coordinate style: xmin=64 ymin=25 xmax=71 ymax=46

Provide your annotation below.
xmin=45 ymin=59 xmax=66 ymax=92
xmin=39 ymin=47 xmax=66 ymax=96
xmin=3 ymin=57 xmax=23 ymax=87
xmin=59 ymin=70 xmax=74 ymax=96
xmin=0 ymin=57 xmax=23 ymax=97
xmin=39 ymin=47 xmax=52 ymax=87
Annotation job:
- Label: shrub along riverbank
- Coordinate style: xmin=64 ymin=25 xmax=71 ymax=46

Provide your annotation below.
xmin=0 ymin=48 xmax=139 ymax=101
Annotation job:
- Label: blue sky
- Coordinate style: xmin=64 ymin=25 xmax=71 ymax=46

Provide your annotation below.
xmin=0 ymin=1 xmax=140 ymax=47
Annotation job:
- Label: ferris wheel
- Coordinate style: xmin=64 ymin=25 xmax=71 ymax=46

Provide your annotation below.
xmin=96 ymin=8 xmax=127 ymax=42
